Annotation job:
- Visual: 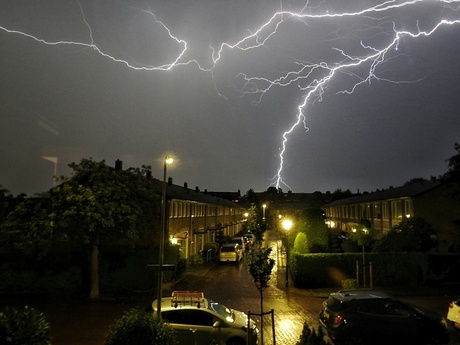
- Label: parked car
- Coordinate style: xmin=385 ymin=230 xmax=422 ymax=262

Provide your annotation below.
xmin=243 ymin=233 xmax=255 ymax=246
xmin=319 ymin=289 xmax=449 ymax=345
xmin=219 ymin=243 xmax=243 ymax=263
xmin=230 ymin=236 xmax=248 ymax=251
xmin=448 ymin=297 xmax=460 ymax=330
xmin=153 ymin=291 xmax=259 ymax=345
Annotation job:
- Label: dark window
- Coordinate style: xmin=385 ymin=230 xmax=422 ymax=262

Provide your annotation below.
xmin=358 ymin=300 xmax=388 ymax=315
xmin=162 ymin=310 xmax=188 ymax=324
xmin=188 ymin=310 xmax=214 ymax=326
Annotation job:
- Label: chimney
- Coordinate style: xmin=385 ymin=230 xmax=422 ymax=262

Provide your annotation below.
xmin=168 ymin=177 xmax=173 ymax=185
xmin=195 ymin=186 xmax=200 ymax=192
xmin=184 ymin=182 xmax=188 ymax=189
xmin=115 ymin=159 xmax=122 ymax=171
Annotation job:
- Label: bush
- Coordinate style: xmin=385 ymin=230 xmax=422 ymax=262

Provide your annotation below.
xmin=105 ymin=309 xmax=176 ymax=345
xmin=294 ymin=232 xmax=309 ymax=254
xmin=0 ymin=306 xmax=51 ymax=345
xmin=342 ymin=278 xmax=358 ymax=289
xmin=188 ymin=254 xmax=204 ymax=266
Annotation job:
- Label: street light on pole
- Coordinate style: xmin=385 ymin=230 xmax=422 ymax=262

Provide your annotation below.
xmin=156 ymin=155 xmax=174 ymax=319
xmin=262 ymin=204 xmax=266 ymax=221
xmin=282 ymin=219 xmax=292 ymax=288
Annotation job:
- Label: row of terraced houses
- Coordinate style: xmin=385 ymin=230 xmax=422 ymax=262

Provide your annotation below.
xmin=157 ymin=174 xmax=460 ymax=258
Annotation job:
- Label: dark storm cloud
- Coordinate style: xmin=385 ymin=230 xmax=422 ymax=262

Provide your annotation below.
xmin=1 ymin=0 xmax=459 ymax=195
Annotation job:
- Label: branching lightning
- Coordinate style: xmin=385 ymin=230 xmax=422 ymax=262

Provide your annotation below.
xmin=1 ymin=0 xmax=460 ymax=191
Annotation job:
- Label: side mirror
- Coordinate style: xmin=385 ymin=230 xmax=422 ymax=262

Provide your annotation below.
xmin=213 ymin=321 xmax=221 ymax=328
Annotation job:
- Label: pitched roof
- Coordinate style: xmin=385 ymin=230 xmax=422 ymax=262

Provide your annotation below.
xmin=153 ymin=179 xmax=244 ymax=208
xmin=323 ymin=180 xmax=441 ymax=207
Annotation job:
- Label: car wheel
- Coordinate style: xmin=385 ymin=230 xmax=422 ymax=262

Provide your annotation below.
xmin=226 ymin=337 xmax=245 ymax=345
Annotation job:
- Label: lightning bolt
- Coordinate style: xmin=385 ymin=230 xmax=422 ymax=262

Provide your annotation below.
xmin=1 ymin=0 xmax=459 ymax=191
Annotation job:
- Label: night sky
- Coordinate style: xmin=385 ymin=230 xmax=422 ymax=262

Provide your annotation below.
xmin=1 ymin=0 xmax=460 ymax=196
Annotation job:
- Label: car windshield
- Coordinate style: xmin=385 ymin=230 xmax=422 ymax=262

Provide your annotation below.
xmin=221 ymin=246 xmax=235 ymax=252
xmin=209 ymin=300 xmax=235 ymax=323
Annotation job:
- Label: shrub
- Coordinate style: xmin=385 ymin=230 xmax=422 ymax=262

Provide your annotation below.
xmin=0 ymin=306 xmax=51 ymax=345
xmin=105 ymin=309 xmax=176 ymax=345
xmin=294 ymin=232 xmax=309 ymax=254
xmin=188 ymin=254 xmax=204 ymax=266
xmin=342 ymin=278 xmax=358 ymax=289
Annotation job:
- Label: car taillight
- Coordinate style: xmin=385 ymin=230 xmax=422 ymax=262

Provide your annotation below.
xmin=334 ymin=315 xmax=344 ymax=326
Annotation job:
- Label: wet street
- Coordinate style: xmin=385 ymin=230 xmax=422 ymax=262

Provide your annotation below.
xmin=20 ymin=230 xmax=460 ymax=344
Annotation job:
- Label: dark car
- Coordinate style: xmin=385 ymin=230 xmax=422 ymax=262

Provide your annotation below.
xmin=319 ymin=290 xmax=449 ymax=345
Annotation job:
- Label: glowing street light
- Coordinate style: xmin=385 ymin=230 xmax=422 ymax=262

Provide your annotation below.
xmin=282 ymin=219 xmax=292 ymax=288
xmin=262 ymin=204 xmax=266 ymax=221
xmin=156 ymin=155 xmax=174 ymax=319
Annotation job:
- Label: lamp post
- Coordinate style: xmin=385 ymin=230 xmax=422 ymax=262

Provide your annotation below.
xmin=262 ymin=204 xmax=266 ymax=221
xmin=156 ymin=156 xmax=173 ymax=319
xmin=282 ymin=219 xmax=292 ymax=288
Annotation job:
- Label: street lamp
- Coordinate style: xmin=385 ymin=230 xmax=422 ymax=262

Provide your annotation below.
xmin=262 ymin=204 xmax=266 ymax=221
xmin=157 ymin=156 xmax=174 ymax=319
xmin=282 ymin=219 xmax=292 ymax=288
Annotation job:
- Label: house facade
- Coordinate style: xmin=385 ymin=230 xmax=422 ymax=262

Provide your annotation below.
xmin=157 ymin=178 xmax=246 ymax=259
xmin=322 ymin=179 xmax=460 ymax=252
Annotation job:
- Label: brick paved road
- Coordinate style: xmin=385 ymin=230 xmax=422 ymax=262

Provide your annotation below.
xmin=170 ymin=229 xmax=328 ymax=345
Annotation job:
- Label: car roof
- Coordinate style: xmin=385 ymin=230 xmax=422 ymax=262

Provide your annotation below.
xmin=222 ymin=243 xmax=238 ymax=247
xmin=329 ymin=290 xmax=393 ymax=302
xmin=153 ymin=291 xmax=209 ymax=311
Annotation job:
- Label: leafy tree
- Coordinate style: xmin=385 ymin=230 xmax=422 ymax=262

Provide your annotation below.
xmin=50 ymin=159 xmax=160 ymax=299
xmin=296 ymin=209 xmax=330 ymax=253
xmin=444 ymin=142 xmax=460 ymax=184
xmin=3 ymin=158 xmax=160 ymax=299
xmin=372 ymin=217 xmax=437 ymax=252
xmin=245 ymin=205 xmax=263 ymax=244
xmin=2 ymin=195 xmax=54 ymax=259
xmin=241 ymin=188 xmax=259 ymax=204
xmin=443 ymin=142 xmax=460 ymax=200
xmin=246 ymin=246 xmax=275 ymax=345
xmin=349 ymin=224 xmax=376 ymax=249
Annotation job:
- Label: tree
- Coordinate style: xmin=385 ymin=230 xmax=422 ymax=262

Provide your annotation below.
xmin=372 ymin=217 xmax=437 ymax=252
xmin=444 ymin=142 xmax=460 ymax=184
xmin=50 ymin=159 xmax=160 ymax=299
xmin=246 ymin=246 xmax=275 ymax=345
xmin=296 ymin=209 xmax=330 ymax=253
xmin=245 ymin=205 xmax=263 ymax=244
xmin=443 ymin=143 xmax=460 ymax=200
xmin=2 ymin=195 xmax=54 ymax=259
xmin=3 ymin=158 xmax=160 ymax=299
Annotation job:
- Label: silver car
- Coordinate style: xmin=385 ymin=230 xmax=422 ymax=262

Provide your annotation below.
xmin=153 ymin=291 xmax=259 ymax=345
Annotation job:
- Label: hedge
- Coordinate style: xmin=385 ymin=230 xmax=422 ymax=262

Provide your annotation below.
xmin=290 ymin=252 xmax=427 ymax=288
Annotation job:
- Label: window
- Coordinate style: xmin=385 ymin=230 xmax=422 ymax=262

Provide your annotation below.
xmin=162 ymin=310 xmax=214 ymax=326
xmin=404 ymin=199 xmax=413 ymax=218
xmin=382 ymin=202 xmax=389 ymax=220
xmin=373 ymin=203 xmax=381 ymax=219
xmin=188 ymin=310 xmax=214 ymax=326
xmin=391 ymin=201 xmax=403 ymax=220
